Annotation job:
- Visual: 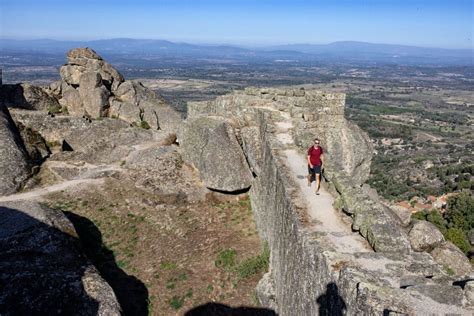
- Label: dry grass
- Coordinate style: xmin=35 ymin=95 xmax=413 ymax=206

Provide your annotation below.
xmin=45 ymin=177 xmax=263 ymax=315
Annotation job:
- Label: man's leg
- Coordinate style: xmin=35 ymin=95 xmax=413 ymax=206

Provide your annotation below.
xmin=315 ymin=165 xmax=321 ymax=194
xmin=307 ymin=165 xmax=313 ymax=187
xmin=315 ymin=173 xmax=321 ymax=194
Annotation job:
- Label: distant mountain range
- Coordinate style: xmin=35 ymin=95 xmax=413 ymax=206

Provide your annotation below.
xmin=1 ymin=38 xmax=472 ymax=65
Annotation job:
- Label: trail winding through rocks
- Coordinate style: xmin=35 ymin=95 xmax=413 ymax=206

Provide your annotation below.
xmin=0 ymin=141 xmax=160 ymax=203
xmin=275 ymin=113 xmax=371 ymax=253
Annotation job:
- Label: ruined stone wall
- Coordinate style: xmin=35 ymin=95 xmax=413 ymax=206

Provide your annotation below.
xmin=185 ymin=88 xmax=473 ymax=315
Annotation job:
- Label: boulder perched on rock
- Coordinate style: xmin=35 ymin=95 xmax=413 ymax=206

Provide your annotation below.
xmin=409 ymin=221 xmax=445 ymax=252
xmin=60 ymin=47 xmax=124 ymax=91
xmin=0 ymin=104 xmax=30 ymax=195
xmin=0 ymin=200 xmax=121 ymax=315
xmin=430 ymin=241 xmax=473 ymax=276
xmin=58 ymin=48 xmax=118 ymax=118
xmin=110 ymin=80 xmax=181 ymax=131
xmin=179 ymin=116 xmax=253 ymax=192
xmin=55 ymin=47 xmax=181 ymax=130
xmin=0 ymin=83 xmax=61 ymax=111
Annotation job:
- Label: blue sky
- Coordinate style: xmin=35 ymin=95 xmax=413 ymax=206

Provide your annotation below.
xmin=1 ymin=0 xmax=472 ymax=48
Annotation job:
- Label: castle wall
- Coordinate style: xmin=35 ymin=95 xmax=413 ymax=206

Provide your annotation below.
xmin=186 ymin=88 xmax=473 ymax=315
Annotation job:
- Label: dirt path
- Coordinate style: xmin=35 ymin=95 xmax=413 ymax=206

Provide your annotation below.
xmin=0 ymin=141 xmax=156 ymax=203
xmin=275 ymin=113 xmax=371 ymax=253
xmin=0 ymin=178 xmax=105 ymax=202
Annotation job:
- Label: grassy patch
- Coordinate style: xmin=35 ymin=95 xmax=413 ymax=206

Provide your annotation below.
xmin=215 ymin=248 xmax=237 ymax=271
xmin=169 ymin=296 xmax=185 ymax=310
xmin=236 ymin=243 xmax=270 ymax=280
xmin=160 ymin=262 xmax=177 ymax=270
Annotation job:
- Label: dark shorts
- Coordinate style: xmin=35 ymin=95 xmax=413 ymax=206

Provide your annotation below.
xmin=308 ymin=165 xmax=322 ymax=175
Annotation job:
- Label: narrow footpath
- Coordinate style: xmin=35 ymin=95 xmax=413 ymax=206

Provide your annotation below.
xmin=274 ymin=113 xmax=371 ymax=253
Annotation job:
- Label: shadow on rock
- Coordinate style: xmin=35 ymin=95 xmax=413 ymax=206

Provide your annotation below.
xmin=316 ymin=283 xmax=347 ymax=316
xmin=184 ymin=302 xmax=277 ymax=316
xmin=0 ymin=205 xmax=108 ymax=314
xmin=64 ymin=211 xmax=149 ymax=316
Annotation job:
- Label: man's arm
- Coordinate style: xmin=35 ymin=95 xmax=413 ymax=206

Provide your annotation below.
xmin=307 ymin=155 xmax=313 ymax=167
xmin=320 ymin=154 xmax=324 ymax=169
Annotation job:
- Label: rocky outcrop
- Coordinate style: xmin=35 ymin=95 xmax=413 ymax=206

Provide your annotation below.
xmin=10 ymin=109 xmax=156 ymax=165
xmin=0 ymin=200 xmax=120 ymax=315
xmin=183 ymin=87 xmax=473 ymax=315
xmin=57 ymin=48 xmax=122 ymax=118
xmin=110 ymin=80 xmax=180 ymax=131
xmin=1 ymin=48 xmax=181 ymax=131
xmin=0 ymin=104 xmax=30 ymax=195
xmin=60 ymin=47 xmax=124 ymax=90
xmin=179 ymin=116 xmax=253 ymax=192
xmin=55 ymin=47 xmax=181 ymax=131
xmin=430 ymin=241 xmax=473 ymax=276
xmin=0 ymin=83 xmax=61 ymax=111
xmin=409 ymin=221 xmax=445 ymax=252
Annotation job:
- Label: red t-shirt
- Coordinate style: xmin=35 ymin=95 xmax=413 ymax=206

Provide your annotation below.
xmin=307 ymin=146 xmax=323 ymax=166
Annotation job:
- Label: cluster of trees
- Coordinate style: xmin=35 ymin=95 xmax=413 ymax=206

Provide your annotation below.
xmin=412 ymin=192 xmax=474 ymax=256
xmin=432 ymin=164 xmax=474 ymax=193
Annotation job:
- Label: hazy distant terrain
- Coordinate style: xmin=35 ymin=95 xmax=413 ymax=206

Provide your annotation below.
xmin=1 ymin=38 xmax=473 ymax=202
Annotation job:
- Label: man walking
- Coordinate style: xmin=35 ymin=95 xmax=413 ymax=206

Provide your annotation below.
xmin=307 ymin=138 xmax=324 ymax=195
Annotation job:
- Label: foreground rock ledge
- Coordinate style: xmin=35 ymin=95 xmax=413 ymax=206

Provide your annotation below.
xmin=0 ymin=200 xmax=121 ymax=315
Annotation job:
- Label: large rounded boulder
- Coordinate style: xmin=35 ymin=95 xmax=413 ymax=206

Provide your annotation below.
xmin=179 ymin=116 xmax=254 ymax=192
xmin=409 ymin=221 xmax=445 ymax=252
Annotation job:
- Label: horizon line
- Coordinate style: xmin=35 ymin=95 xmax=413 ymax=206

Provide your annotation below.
xmin=1 ymin=37 xmax=472 ymax=51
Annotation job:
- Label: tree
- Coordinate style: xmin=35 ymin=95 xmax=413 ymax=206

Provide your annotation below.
xmin=445 ymin=192 xmax=474 ymax=232
xmin=445 ymin=228 xmax=471 ymax=254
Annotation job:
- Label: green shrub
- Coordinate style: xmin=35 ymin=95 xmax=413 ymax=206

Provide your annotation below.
xmin=445 ymin=228 xmax=471 ymax=254
xmin=47 ymin=103 xmax=62 ymax=114
xmin=411 ymin=211 xmax=427 ymax=221
xmin=139 ymin=120 xmax=151 ymax=130
xmin=426 ymin=210 xmax=447 ymax=234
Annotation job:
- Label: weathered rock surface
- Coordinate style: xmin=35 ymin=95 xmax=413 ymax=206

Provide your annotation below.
xmin=184 ymin=87 xmax=473 ymax=315
xmin=110 ymin=80 xmax=181 ymax=131
xmin=386 ymin=203 xmax=412 ymax=227
xmin=0 ymin=83 xmax=61 ymax=111
xmin=78 ymin=72 xmax=110 ymax=118
xmin=55 ymin=47 xmax=181 ymax=130
xmin=60 ymin=47 xmax=124 ymax=91
xmin=409 ymin=221 xmax=445 ymax=252
xmin=15 ymin=121 xmax=51 ymax=165
xmin=179 ymin=116 xmax=253 ymax=192
xmin=11 ymin=109 xmax=153 ymax=164
xmin=430 ymin=241 xmax=473 ymax=276
xmin=0 ymin=200 xmax=120 ymax=315
xmin=0 ymin=104 xmax=30 ymax=195
xmin=9 ymin=109 xmax=206 ymax=203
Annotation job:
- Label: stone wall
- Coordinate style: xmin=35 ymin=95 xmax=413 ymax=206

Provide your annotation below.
xmin=184 ymin=87 xmax=474 ymax=315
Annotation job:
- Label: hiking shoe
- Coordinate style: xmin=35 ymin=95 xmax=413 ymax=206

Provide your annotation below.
xmin=315 ymin=191 xmax=320 ymax=195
